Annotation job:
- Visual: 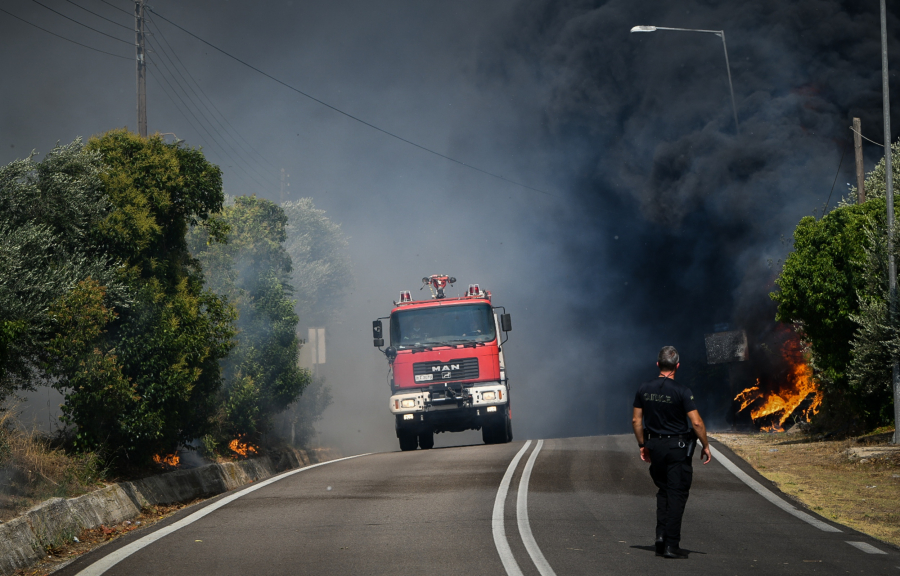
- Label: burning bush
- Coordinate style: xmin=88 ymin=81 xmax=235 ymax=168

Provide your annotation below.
xmin=772 ymin=152 xmax=900 ymax=429
xmin=734 ymin=336 xmax=822 ymax=431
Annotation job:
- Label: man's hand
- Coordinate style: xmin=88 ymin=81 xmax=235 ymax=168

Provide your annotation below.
xmin=640 ymin=446 xmax=651 ymax=463
xmin=687 ymin=410 xmax=712 ymax=465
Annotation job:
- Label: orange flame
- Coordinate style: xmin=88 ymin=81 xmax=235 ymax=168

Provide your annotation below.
xmin=734 ymin=338 xmax=822 ymax=430
xmin=153 ymin=453 xmax=180 ymax=468
xmin=228 ymin=437 xmax=258 ymax=458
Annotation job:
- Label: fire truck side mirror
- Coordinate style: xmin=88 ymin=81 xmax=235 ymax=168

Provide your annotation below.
xmin=500 ymin=313 xmax=512 ymax=332
xmin=373 ymin=320 xmax=384 ymax=347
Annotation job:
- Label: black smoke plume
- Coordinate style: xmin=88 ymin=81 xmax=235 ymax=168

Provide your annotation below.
xmin=478 ymin=0 xmax=900 ymax=433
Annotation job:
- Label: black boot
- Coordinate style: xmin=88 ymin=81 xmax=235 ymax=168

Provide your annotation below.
xmin=655 ymin=537 xmax=664 ymax=556
xmin=663 ymin=545 xmax=688 ymax=559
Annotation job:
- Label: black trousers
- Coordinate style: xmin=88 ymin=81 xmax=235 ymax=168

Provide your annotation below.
xmin=646 ymin=437 xmax=694 ymax=547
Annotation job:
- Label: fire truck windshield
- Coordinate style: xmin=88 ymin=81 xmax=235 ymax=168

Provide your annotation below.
xmin=391 ymin=303 xmax=496 ymax=348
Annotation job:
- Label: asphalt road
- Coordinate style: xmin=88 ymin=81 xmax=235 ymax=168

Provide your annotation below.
xmin=58 ymin=435 xmax=898 ymax=576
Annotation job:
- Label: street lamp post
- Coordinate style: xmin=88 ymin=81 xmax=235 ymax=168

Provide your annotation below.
xmin=879 ymin=0 xmax=900 ymax=446
xmin=631 ymin=25 xmax=739 ymax=136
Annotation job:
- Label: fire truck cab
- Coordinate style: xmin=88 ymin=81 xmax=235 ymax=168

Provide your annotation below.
xmin=373 ymin=275 xmax=513 ymax=451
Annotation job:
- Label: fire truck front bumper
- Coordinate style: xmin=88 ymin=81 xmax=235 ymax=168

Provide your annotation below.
xmin=390 ymin=383 xmax=509 ymax=434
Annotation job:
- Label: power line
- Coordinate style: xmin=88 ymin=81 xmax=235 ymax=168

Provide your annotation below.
xmin=824 ymin=144 xmax=847 ymax=213
xmin=145 ymin=52 xmax=262 ymax=191
xmin=147 ymin=14 xmax=279 ymax=175
xmin=95 ymin=0 xmax=131 ymax=17
xmin=0 ymin=7 xmax=130 ymax=60
xmin=62 ymin=0 xmax=131 ymax=31
xmin=147 ymin=66 xmax=256 ymax=192
xmin=148 ymin=7 xmax=557 ymax=198
xmin=849 ymin=125 xmax=885 ymax=148
xmin=146 ymin=38 xmax=273 ymax=191
xmin=146 ymin=19 xmax=277 ymax=188
xmin=29 ymin=0 xmax=132 ymax=45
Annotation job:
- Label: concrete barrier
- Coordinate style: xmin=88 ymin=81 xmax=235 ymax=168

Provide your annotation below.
xmin=0 ymin=447 xmax=319 ymax=576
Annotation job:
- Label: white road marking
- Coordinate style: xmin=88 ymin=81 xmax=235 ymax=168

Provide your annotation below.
xmin=516 ymin=439 xmax=557 ymax=576
xmin=846 ymin=541 xmax=887 ymax=555
xmin=492 ymin=440 xmax=532 ymax=576
xmin=74 ymin=454 xmax=371 ymax=576
xmin=709 ymin=443 xmax=841 ymax=533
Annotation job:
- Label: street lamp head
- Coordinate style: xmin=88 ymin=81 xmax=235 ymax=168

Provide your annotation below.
xmin=630 ymin=25 xmax=657 ymax=33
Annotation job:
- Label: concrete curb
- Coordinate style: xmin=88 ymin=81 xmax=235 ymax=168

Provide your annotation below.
xmin=0 ymin=447 xmax=325 ymax=576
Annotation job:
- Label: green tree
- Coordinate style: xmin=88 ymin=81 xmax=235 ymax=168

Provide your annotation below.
xmin=191 ymin=196 xmax=309 ymax=447
xmin=1 ymin=131 xmax=236 ymax=466
xmin=0 ymin=141 xmax=126 ymax=402
xmin=845 ymin=223 xmax=899 ymax=425
xmin=282 ymin=198 xmax=352 ymax=326
xmin=44 ymin=279 xmax=138 ymax=447
xmin=772 ymin=140 xmax=900 ymax=426
xmin=77 ymin=130 xmax=235 ymax=462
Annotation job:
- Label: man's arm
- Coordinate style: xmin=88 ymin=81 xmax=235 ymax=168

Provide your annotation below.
xmin=686 ymin=409 xmax=712 ymax=464
xmin=632 ymin=407 xmax=650 ymax=463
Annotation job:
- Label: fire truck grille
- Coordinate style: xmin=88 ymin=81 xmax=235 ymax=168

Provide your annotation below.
xmin=412 ymin=357 xmax=479 ymax=383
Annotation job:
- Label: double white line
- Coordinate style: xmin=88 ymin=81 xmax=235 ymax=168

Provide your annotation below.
xmin=492 ymin=440 xmax=557 ymax=576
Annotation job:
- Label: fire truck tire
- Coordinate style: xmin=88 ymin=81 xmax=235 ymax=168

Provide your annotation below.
xmin=483 ymin=411 xmax=512 ymax=445
xmin=482 ymin=424 xmax=496 ymax=445
xmin=398 ymin=432 xmax=418 ymax=451
xmin=418 ymin=431 xmax=434 ymax=450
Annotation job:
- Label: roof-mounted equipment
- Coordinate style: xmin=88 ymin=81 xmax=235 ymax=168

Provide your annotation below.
xmin=421 ymin=274 xmax=456 ymax=299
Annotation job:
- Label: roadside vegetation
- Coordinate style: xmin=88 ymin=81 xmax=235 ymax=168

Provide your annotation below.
xmin=0 ymin=410 xmax=105 ymax=523
xmin=0 ymin=130 xmax=350 ymax=480
xmin=771 ymin=140 xmax=900 ymax=431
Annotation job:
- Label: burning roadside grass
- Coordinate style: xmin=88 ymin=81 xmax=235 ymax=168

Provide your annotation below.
xmin=11 ymin=500 xmax=203 ymax=576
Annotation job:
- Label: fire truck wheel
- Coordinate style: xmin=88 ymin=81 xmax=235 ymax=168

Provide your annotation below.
xmin=482 ymin=421 xmax=500 ymax=445
xmin=398 ymin=431 xmax=418 ymax=451
xmin=418 ymin=431 xmax=434 ymax=450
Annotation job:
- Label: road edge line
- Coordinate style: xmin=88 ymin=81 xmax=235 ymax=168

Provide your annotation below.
xmin=846 ymin=541 xmax=887 ymax=554
xmin=516 ymin=439 xmax=556 ymax=576
xmin=708 ymin=444 xmax=841 ymax=533
xmin=492 ymin=440 xmax=532 ymax=576
xmin=74 ymin=453 xmax=372 ymax=576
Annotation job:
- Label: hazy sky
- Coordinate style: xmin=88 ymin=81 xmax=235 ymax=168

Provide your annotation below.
xmin=3 ymin=0 xmax=899 ymax=454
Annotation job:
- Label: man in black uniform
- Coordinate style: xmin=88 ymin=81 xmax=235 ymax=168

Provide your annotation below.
xmin=632 ymin=346 xmax=711 ymax=559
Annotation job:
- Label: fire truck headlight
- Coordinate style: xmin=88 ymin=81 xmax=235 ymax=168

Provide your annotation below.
xmin=486 ymin=406 xmax=497 ymax=413
xmin=400 ymin=399 xmax=416 ymax=408
xmin=403 ymin=414 xmax=414 ymax=420
xmin=482 ymin=391 xmax=496 ymax=401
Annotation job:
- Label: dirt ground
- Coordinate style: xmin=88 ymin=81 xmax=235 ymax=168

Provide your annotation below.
xmin=713 ymin=430 xmax=900 ymax=549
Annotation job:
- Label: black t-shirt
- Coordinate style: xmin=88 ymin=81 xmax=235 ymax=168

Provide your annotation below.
xmin=633 ymin=377 xmax=697 ymax=435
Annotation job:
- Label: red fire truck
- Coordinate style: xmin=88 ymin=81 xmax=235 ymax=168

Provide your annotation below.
xmin=373 ymin=275 xmax=513 ymax=451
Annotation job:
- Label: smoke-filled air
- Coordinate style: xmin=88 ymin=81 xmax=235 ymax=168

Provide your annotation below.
xmin=2 ymin=0 xmax=899 ymax=462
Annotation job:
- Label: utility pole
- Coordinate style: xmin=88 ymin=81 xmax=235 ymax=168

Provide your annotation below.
xmin=880 ymin=0 xmax=900 ymax=445
xmin=135 ymin=0 xmax=147 ymax=137
xmin=853 ymin=118 xmax=865 ymax=203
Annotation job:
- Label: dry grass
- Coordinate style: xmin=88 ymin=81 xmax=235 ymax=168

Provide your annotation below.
xmin=0 ymin=409 xmax=107 ymax=522
xmin=713 ymin=430 xmax=900 ymax=548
